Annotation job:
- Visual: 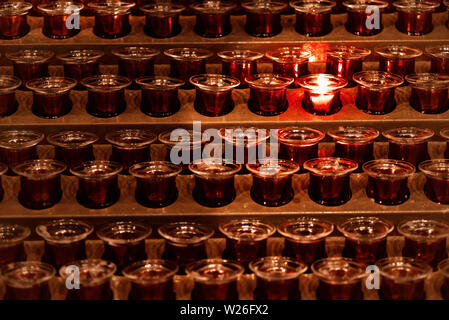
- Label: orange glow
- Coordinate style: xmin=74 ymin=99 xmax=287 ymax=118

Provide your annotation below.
xmin=300 ymin=43 xmax=331 ymax=62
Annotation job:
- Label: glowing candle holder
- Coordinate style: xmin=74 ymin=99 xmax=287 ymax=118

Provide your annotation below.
xmin=375 ymin=45 xmax=423 ymax=78
xmin=89 ymin=1 xmax=134 ymax=39
xmin=0 ymin=75 xmax=21 ymax=117
xmin=57 ymin=50 xmax=103 ymax=90
xmin=393 ymin=0 xmax=439 ymax=36
xmin=438 ymin=259 xmax=449 ymax=300
xmin=291 ymin=0 xmax=335 ymax=37
xmin=343 ymin=0 xmax=388 ymax=36
xmin=191 ymin=1 xmax=235 ymax=37
xmin=405 ymin=73 xmax=449 ymax=114
xmin=419 ymin=159 xmax=449 ymax=204
xmin=38 ymin=1 xmax=83 ymax=39
xmin=426 ymin=45 xmax=449 ymax=76
xmin=299 ymin=74 xmax=347 ymax=116
xmin=140 ymin=3 xmax=184 ymax=38
xmin=242 ymin=1 xmax=287 ymax=37
xmin=326 ymin=46 xmax=371 ymax=87
xmin=0 ymin=2 xmax=32 ymax=39
xmin=266 ymin=47 xmax=310 ymax=88
xmin=0 ymin=224 xmax=30 ymax=266
xmin=218 ymin=50 xmax=263 ymax=88
xmin=353 ymin=71 xmax=403 ymax=115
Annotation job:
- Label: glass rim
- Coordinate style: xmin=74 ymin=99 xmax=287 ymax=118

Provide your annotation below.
xmin=0 ymin=130 xmax=44 ymax=150
xmin=419 ymin=159 xmax=449 ymax=179
xmin=353 ymin=71 xmax=404 ymax=89
xmin=47 ymin=130 xmax=99 ymax=148
xmin=219 ymin=219 xmax=276 ymax=241
xmin=441 ymin=128 xmax=449 ymax=140
xmin=405 ymin=73 xmax=449 ymax=90
xmin=140 ymin=3 xmax=185 ymax=15
xmin=25 ymin=77 xmax=77 ymax=94
xmin=185 ymin=258 xmax=244 ymax=284
xmin=363 ymin=159 xmax=415 ymax=179
xmin=111 ymin=47 xmax=160 ymax=61
xmin=0 ymin=224 xmax=30 ymax=246
xmin=164 ymin=48 xmax=213 ymax=61
xmin=0 ymin=1 xmax=33 ymax=16
xmin=105 ymin=129 xmax=157 ymax=148
xmin=0 ymin=75 xmax=21 ymax=93
xmin=0 ymin=261 xmax=55 ymax=287
xmin=189 ymin=74 xmax=240 ymax=92
xmin=80 ymin=75 xmax=131 ymax=92
xmin=303 ymin=157 xmax=358 ymax=176
xmin=382 ymin=127 xmax=435 ymax=143
xmin=56 ymin=49 xmax=104 ymax=64
xmin=218 ymin=50 xmax=264 ymax=62
xmin=397 ymin=219 xmax=449 ymax=240
xmin=277 ymin=127 xmax=326 ymax=146
xmin=249 ymin=256 xmax=308 ymax=281
xmin=87 ymin=1 xmax=135 ymax=13
xmin=189 ymin=159 xmax=242 ymax=177
xmin=337 ymin=216 xmax=394 ymax=241
xmin=96 ymin=221 xmax=151 ymax=245
xmin=6 ymin=49 xmax=54 ymax=64
xmin=135 ymin=76 xmax=185 ymax=89
xmin=245 ymin=73 xmax=294 ymax=90
xmin=158 ymin=222 xmax=214 ymax=245
xmin=375 ymin=45 xmax=423 ymax=60
xmin=311 ymin=257 xmax=367 ymax=284
xmin=59 ymin=259 xmax=116 ymax=286
xmin=190 ymin=1 xmax=236 ymax=13
xmin=376 ymin=257 xmax=432 ymax=282
xmin=122 ymin=259 xmax=179 ymax=284
xmin=217 ymin=127 xmax=271 ymax=146
xmin=70 ymin=160 xmax=123 ymax=179
xmin=277 ymin=217 xmax=334 ymax=242
xmin=393 ymin=0 xmax=440 ymax=11
xmin=36 ymin=219 xmax=93 ymax=244
xmin=12 ymin=159 xmax=67 ymax=179
xmin=265 ymin=47 xmax=310 ymax=63
xmin=299 ymin=73 xmax=348 ymax=91
xmin=242 ymin=1 xmax=288 ymax=12
xmin=246 ymin=159 xmax=300 ymax=177
xmin=343 ymin=0 xmax=388 ymax=10
xmin=129 ymin=161 xmax=182 ymax=179
xmin=437 ymin=258 xmax=449 ymax=278
xmin=290 ymin=0 xmax=336 ymax=13
xmin=425 ymin=45 xmax=449 ymax=59
xmin=38 ymin=2 xmax=83 ymax=15
xmin=327 ymin=45 xmax=372 ymax=60
xmin=327 ymin=126 xmax=379 ymax=143
xmin=158 ymin=129 xmax=206 ymax=147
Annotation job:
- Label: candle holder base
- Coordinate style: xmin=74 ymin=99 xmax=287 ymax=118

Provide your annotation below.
xmin=194 ymin=26 xmax=232 ymax=38
xmin=355 ymin=99 xmax=396 ymax=115
xmin=32 ymin=102 xmax=72 ymax=119
xmin=194 ymin=100 xmax=235 ymax=117
xmin=295 ymin=25 xmax=332 ymax=37
xmin=250 ymin=188 xmax=293 ymax=207
xmin=301 ymin=99 xmax=342 ymax=116
xmin=244 ymin=25 xmax=282 ymax=38
xmin=0 ymin=25 xmax=30 ymax=40
xmin=248 ymin=100 xmax=288 ymax=116
xmin=140 ymin=101 xmax=180 ymax=118
xmin=42 ymin=29 xmax=80 ymax=40
xmin=86 ymin=102 xmax=126 ymax=118
xmin=0 ymin=101 xmax=18 ymax=118
xmin=93 ymin=25 xmax=131 ymax=39
xmin=19 ymin=190 xmax=62 ymax=210
xmin=193 ymin=190 xmax=236 ymax=208
xmin=308 ymin=189 xmax=352 ymax=206
xmin=136 ymin=191 xmax=178 ymax=208
xmin=144 ymin=26 xmax=181 ymax=38
xmin=76 ymin=190 xmax=120 ymax=209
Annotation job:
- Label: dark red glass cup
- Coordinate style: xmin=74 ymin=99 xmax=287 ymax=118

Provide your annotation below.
xmin=129 ymin=161 xmax=181 ymax=208
xmin=376 ymin=257 xmax=432 ymax=300
xmin=299 ymin=74 xmax=348 ymax=116
xmin=266 ymin=47 xmax=310 ymax=88
xmin=375 ymin=45 xmax=423 ymax=78
xmin=338 ymin=217 xmax=394 ymax=264
xmin=164 ymin=48 xmax=213 ymax=89
xmin=36 ymin=219 xmax=93 ymax=269
xmin=250 ymin=256 xmax=307 ymax=300
xmin=393 ymin=0 xmax=439 ymax=36
xmin=89 ymin=1 xmax=134 ymax=38
xmin=0 ymin=224 xmax=30 ymax=266
xmin=38 ymin=1 xmax=83 ymax=39
xmin=353 ymin=71 xmax=404 ymax=114
xmin=81 ymin=75 xmax=131 ymax=118
xmin=243 ymin=0 xmax=287 ymax=37
xmin=0 ymin=2 xmax=32 ymax=39
xmin=247 ymin=159 xmax=300 ymax=207
xmin=426 ymin=45 xmax=449 ymax=76
xmin=442 ymin=128 xmax=449 ymax=158
xmin=419 ymin=159 xmax=449 ymax=204
xmin=405 ymin=73 xmax=449 ymax=114
xmin=60 ymin=259 xmax=116 ymax=300
xmin=326 ymin=46 xmax=371 ymax=86
xmin=159 ymin=222 xmax=214 ymax=274
xmin=186 ymin=258 xmax=244 ymax=300
xmin=220 ymin=219 xmax=275 ymax=271
xmin=438 ymin=258 xmax=449 ymax=300
xmin=278 ymin=217 xmax=334 ymax=267
xmin=246 ymin=73 xmax=293 ymax=116
xmin=291 ymin=0 xmax=335 ymax=37
xmin=312 ymin=257 xmax=366 ymax=300
xmin=0 ymin=75 xmax=21 ymax=117
xmin=26 ymin=77 xmax=77 ymax=118
xmin=123 ymin=259 xmax=178 ymax=300
xmin=13 ymin=160 xmax=66 ymax=210
xmin=71 ymin=160 xmax=122 ymax=209
xmin=0 ymin=261 xmax=55 ymax=300
xmin=57 ymin=50 xmax=103 ymax=90
xmin=47 ymin=130 xmax=98 ymax=172
xmin=97 ymin=221 xmax=151 ymax=273
xmin=190 ymin=160 xmax=241 ymax=207
xmin=218 ymin=50 xmax=263 ymax=88
xmin=343 ymin=0 xmax=388 ymax=36
xmin=398 ymin=219 xmax=449 ymax=269
xmin=382 ymin=127 xmax=434 ymax=168
xmin=140 ymin=3 xmax=185 ymax=38
xmin=136 ymin=76 xmax=184 ymax=117
xmin=191 ymin=1 xmax=235 ymax=37
xmin=106 ymin=129 xmax=157 ymax=174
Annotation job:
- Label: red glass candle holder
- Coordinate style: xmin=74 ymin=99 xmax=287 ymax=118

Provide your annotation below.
xmin=123 ymin=259 xmax=178 ymax=300
xmin=60 ymin=259 xmax=116 ymax=300
xmin=26 ymin=77 xmax=77 ymax=119
xmin=278 ymin=217 xmax=334 ymax=266
xmin=26 ymin=0 xmax=50 ymax=16
xmin=0 ymin=75 xmax=21 ymax=117
xmin=246 ymin=73 xmax=293 ymax=116
xmin=0 ymin=2 xmax=32 ymax=39
xmin=326 ymin=46 xmax=371 ymax=87
xmin=375 ymin=45 xmax=423 ymax=78
xmin=266 ymin=47 xmax=310 ymax=88
xmin=242 ymin=1 xmax=287 ymax=37
xmin=277 ymin=127 xmax=325 ymax=170
xmin=353 ymin=71 xmax=403 ymax=114
xmin=0 ymin=130 xmax=43 ymax=173
xmin=112 ymin=47 xmax=159 ymax=90
xmin=97 ymin=221 xmax=151 ymax=273
xmin=106 ymin=129 xmax=157 ymax=173
xmin=158 ymin=222 xmax=214 ymax=273
xmin=338 ymin=217 xmax=394 ymax=264
xmin=328 ymin=127 xmax=379 ymax=172
xmin=57 ymin=49 xmax=103 ymax=90
xmin=164 ymin=48 xmax=213 ymax=89
xmin=36 ymin=219 xmax=93 ymax=269
xmin=419 ymin=159 xmax=449 ymax=204
xmin=136 ymin=76 xmax=184 ymax=117
xmin=343 ymin=0 xmax=388 ymax=36
xmin=190 ymin=160 xmax=241 ymax=207
xmin=438 ymin=258 xmax=449 ymax=300
xmin=218 ymin=50 xmax=263 ymax=88
xmin=405 ymin=73 xmax=449 ymax=114
xmin=442 ymin=128 xmax=449 ymax=158
xmin=304 ymin=157 xmax=358 ymax=206
xmin=291 ymin=0 xmax=335 ymax=37
xmin=0 ymin=261 xmax=55 ymax=300
xmin=191 ymin=1 xmax=235 ymax=38
xmin=13 ymin=160 xmax=66 ymax=210
xmin=376 ymin=257 xmax=432 ymax=300
xmin=140 ymin=3 xmax=185 ymax=38
xmin=394 ymin=0 xmax=439 ymax=36
xmin=38 ymin=1 xmax=83 ymax=39
xmin=186 ymin=258 xmax=244 ymax=300
xmin=129 ymin=161 xmax=181 ymax=208
xmin=220 ymin=219 xmax=275 ymax=271
xmin=426 ymin=45 xmax=449 ymax=76
xmin=299 ymin=74 xmax=347 ymax=116
xmin=382 ymin=127 xmax=434 ymax=167
xmin=190 ymin=74 xmax=240 ymax=117
xmin=247 ymin=159 xmax=300 ymax=207
xmin=6 ymin=49 xmax=53 ymax=89
xmin=81 ymin=75 xmax=131 ymax=118
xmin=312 ymin=257 xmax=366 ymax=300
xmin=250 ymin=256 xmax=307 ymax=300
xmin=0 ymin=224 xmax=30 ymax=266
xmin=89 ymin=1 xmax=134 ymax=38
xmin=398 ymin=219 xmax=449 ymax=269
